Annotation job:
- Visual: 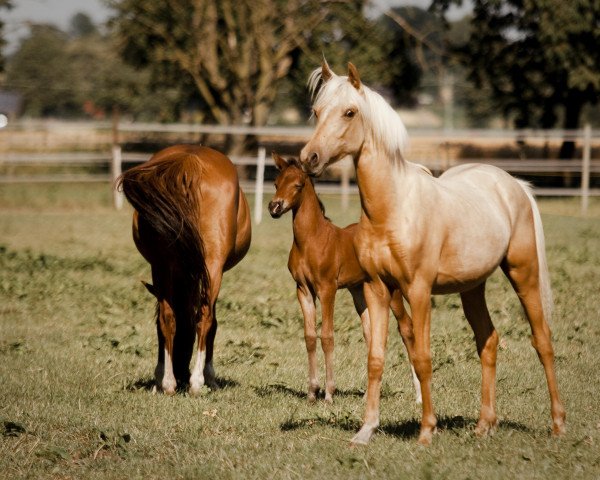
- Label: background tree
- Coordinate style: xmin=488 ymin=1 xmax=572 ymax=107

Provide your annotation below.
xmin=0 ymin=0 xmax=13 ymax=73
xmin=432 ymin=0 xmax=600 ymax=157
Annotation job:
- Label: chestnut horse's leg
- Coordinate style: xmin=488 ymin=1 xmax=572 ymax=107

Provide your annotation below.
xmin=460 ymin=282 xmax=499 ymax=436
xmin=320 ymin=287 xmax=337 ymax=403
xmin=157 ymin=297 xmax=177 ymax=395
xmin=297 ymin=285 xmax=319 ymax=402
xmin=406 ymin=282 xmax=436 ymax=446
xmin=502 ymin=255 xmax=566 ymax=436
xmin=390 ymin=290 xmax=422 ymax=405
xmin=351 ymin=279 xmax=391 ymax=445
xmin=190 ymin=267 xmax=223 ymax=395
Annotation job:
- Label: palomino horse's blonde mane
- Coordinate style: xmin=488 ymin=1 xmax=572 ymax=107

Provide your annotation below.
xmin=308 ymin=67 xmax=410 ymax=165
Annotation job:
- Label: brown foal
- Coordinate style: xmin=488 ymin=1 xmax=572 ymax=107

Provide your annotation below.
xmin=268 ymin=153 xmax=421 ymax=403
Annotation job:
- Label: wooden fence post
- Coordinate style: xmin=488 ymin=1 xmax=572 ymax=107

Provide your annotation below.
xmin=254 ymin=146 xmax=266 ymax=224
xmin=111 ymin=144 xmax=124 ymax=210
xmin=581 ymin=124 xmax=591 ymax=215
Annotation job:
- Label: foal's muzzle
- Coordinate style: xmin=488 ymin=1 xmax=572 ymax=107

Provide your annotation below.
xmin=268 ymin=200 xmax=284 ymax=218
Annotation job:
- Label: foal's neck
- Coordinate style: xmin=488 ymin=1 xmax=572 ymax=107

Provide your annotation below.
xmin=292 ymin=181 xmax=328 ymax=245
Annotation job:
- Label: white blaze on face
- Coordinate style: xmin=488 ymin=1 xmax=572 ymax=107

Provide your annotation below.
xmin=190 ymin=349 xmax=206 ymax=393
xmin=162 ymin=347 xmax=176 ymax=394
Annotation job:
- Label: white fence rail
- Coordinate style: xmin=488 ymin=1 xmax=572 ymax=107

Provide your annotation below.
xmin=1 ymin=123 xmax=599 ymax=219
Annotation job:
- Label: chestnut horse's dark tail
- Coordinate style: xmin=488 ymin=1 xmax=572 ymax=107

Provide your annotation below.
xmin=117 ymin=152 xmax=210 ymax=328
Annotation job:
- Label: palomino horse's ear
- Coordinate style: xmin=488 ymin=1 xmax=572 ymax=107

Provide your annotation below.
xmin=141 ymin=280 xmax=156 ymax=297
xmin=347 ymin=62 xmax=361 ymax=90
xmin=321 ymin=58 xmax=333 ymax=82
xmin=272 ymin=152 xmax=288 ymax=171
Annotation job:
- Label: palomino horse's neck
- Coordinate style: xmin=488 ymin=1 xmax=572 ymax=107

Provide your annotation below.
xmin=354 ymin=140 xmax=408 ymax=225
xmin=292 ymin=180 xmax=328 ymax=246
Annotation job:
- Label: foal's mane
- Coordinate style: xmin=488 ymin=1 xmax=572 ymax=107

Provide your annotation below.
xmin=308 ymin=67 xmax=409 ymax=165
xmin=285 ymin=158 xmax=330 ymax=222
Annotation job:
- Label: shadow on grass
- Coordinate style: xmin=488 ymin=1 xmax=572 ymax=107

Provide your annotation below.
xmin=281 ymin=414 xmax=533 ymax=439
xmin=125 ymin=376 xmax=239 ymax=393
xmin=254 ymin=383 xmax=365 ymax=400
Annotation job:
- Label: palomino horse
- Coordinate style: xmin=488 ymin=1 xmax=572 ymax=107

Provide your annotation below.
xmin=299 ymin=62 xmax=566 ymax=445
xmin=119 ymin=145 xmax=251 ymax=395
xmin=267 ymin=152 xmax=421 ymax=404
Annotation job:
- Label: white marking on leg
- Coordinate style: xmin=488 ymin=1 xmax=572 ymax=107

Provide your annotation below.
xmin=162 ymin=347 xmax=176 ymax=395
xmin=189 ymin=349 xmax=206 ymax=395
xmin=410 ymin=364 xmax=422 ymax=404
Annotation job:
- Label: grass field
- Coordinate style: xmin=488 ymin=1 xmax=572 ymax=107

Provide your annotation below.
xmin=1 ymin=183 xmax=599 ymax=479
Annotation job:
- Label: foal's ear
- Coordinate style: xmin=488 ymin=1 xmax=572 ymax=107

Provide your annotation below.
xmin=321 ymin=58 xmax=333 ymax=82
xmin=141 ymin=280 xmax=156 ymax=297
xmin=272 ymin=152 xmax=288 ymax=171
xmin=347 ymin=62 xmax=361 ymax=90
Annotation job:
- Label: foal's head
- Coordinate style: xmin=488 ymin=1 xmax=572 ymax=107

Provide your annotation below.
xmin=268 ymin=153 xmax=309 ymax=218
xmin=300 ymin=60 xmax=408 ymax=176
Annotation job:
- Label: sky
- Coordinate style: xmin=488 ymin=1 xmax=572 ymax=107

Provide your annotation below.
xmin=3 ymin=0 xmax=471 ymax=53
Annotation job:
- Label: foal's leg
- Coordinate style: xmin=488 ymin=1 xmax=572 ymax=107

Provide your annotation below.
xmin=351 ymin=279 xmax=390 ymax=445
xmin=349 ymin=285 xmax=370 ymax=348
xmin=297 ymin=285 xmax=319 ymax=401
xmin=406 ymin=283 xmax=436 ymax=445
xmin=390 ymin=290 xmax=422 ymax=405
xmin=502 ymin=254 xmax=566 ymax=436
xmin=190 ymin=266 xmax=223 ymax=395
xmin=320 ymin=286 xmax=337 ymax=403
xmin=460 ymin=282 xmax=499 ymax=436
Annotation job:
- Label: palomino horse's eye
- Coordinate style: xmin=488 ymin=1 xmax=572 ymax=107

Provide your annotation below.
xmin=312 ymin=109 xmax=319 ymax=119
xmin=345 ymin=109 xmax=356 ymax=118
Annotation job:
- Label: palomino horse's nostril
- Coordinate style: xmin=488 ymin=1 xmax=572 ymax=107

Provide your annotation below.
xmin=308 ymin=152 xmax=319 ymax=167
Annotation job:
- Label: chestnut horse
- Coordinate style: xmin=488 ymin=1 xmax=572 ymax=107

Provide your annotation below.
xmin=119 ymin=145 xmax=251 ymax=395
xmin=267 ymin=152 xmax=421 ymax=404
xmin=300 ymin=62 xmax=565 ymax=445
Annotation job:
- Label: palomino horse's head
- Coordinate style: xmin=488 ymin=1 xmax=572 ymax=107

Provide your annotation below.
xmin=268 ymin=152 xmax=308 ymax=218
xmin=300 ymin=60 xmax=408 ymax=176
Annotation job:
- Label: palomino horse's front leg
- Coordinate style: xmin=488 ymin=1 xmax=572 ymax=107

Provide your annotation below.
xmin=319 ymin=287 xmax=337 ymax=403
xmin=297 ymin=286 xmax=320 ymax=401
xmin=351 ymin=279 xmax=391 ymax=445
xmin=190 ymin=268 xmax=222 ymax=395
xmin=407 ymin=283 xmax=436 ymax=445
xmin=390 ymin=290 xmax=422 ymax=404
xmin=460 ymin=282 xmax=499 ymax=436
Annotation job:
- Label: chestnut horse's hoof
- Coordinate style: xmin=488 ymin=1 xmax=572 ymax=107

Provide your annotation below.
xmin=552 ymin=421 xmax=566 ymax=437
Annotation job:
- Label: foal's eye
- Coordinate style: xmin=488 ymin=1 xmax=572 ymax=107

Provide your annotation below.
xmin=345 ymin=109 xmax=356 ymax=118
xmin=294 ymin=183 xmax=303 ymax=190
xmin=274 ymin=183 xmax=278 ymax=189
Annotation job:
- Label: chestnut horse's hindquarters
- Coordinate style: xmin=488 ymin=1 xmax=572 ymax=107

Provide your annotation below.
xmin=118 ymin=155 xmax=210 ymax=393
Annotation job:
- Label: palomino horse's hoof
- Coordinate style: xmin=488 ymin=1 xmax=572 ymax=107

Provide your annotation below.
xmin=350 ymin=424 xmax=377 ymax=446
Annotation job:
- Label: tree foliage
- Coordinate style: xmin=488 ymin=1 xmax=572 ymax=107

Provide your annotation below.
xmin=4 ymin=16 xmax=178 ymax=119
xmin=433 ymin=0 xmax=600 ymax=152
xmin=0 ymin=0 xmax=13 ymax=73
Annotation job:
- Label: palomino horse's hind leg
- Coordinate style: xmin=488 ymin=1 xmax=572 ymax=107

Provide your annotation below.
xmin=319 ymin=286 xmax=337 ymax=403
xmin=190 ymin=267 xmax=223 ymax=395
xmin=501 ymin=257 xmax=566 ymax=436
xmin=297 ymin=286 xmax=320 ymax=402
xmin=390 ymin=290 xmax=422 ymax=405
xmin=460 ymin=282 xmax=499 ymax=436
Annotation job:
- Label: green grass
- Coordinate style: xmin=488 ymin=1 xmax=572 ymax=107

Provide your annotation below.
xmin=1 ymin=183 xmax=599 ymax=479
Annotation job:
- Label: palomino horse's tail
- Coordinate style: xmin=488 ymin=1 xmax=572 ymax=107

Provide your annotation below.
xmin=117 ymin=152 xmax=210 ymax=325
xmin=517 ymin=180 xmax=553 ymax=323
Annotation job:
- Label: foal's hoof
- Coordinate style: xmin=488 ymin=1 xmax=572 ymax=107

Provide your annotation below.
xmin=475 ymin=418 xmax=498 ymax=437
xmin=552 ymin=421 xmax=566 ymax=437
xmin=324 ymin=393 xmax=334 ymax=404
xmin=417 ymin=427 xmax=436 ymax=446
